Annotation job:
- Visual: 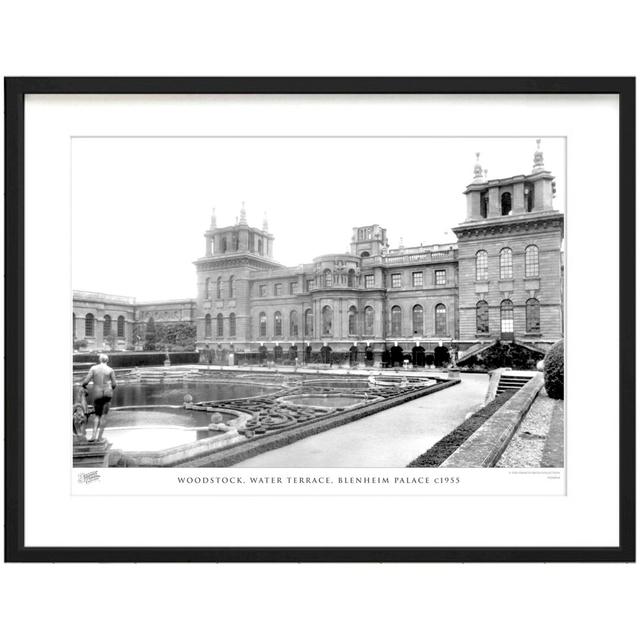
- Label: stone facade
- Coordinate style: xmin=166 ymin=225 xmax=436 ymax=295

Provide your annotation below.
xmin=453 ymin=142 xmax=564 ymax=352
xmin=74 ymin=143 xmax=564 ymax=364
xmin=72 ymin=291 xmax=196 ymax=351
xmin=73 ymin=291 xmax=137 ymax=351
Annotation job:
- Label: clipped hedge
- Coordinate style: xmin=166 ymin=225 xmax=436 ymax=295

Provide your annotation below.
xmin=73 ymin=351 xmax=199 ymax=368
xmin=543 ymin=339 xmax=564 ymax=399
xmin=407 ymin=389 xmax=516 ymax=467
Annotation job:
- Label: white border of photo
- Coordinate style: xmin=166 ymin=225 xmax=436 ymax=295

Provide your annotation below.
xmin=23 ymin=93 xmax=618 ymax=548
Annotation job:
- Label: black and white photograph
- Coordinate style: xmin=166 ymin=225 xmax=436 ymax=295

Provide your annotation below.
xmin=71 ymin=135 xmax=566 ymax=475
xmin=1 ymin=4 xmax=638 ymax=640
xmin=6 ymin=78 xmax=632 ymax=562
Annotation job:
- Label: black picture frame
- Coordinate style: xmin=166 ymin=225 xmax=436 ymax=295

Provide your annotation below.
xmin=4 ymin=77 xmax=635 ymax=563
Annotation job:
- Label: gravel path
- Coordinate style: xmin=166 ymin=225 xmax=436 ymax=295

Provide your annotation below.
xmin=496 ymin=388 xmax=560 ymax=468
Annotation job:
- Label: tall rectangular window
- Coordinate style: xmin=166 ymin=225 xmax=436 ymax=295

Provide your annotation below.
xmin=499 ymin=248 xmax=513 ymax=280
xmin=475 ymin=251 xmax=488 ymax=280
xmin=435 ymin=304 xmax=447 ymax=336
xmin=306 ymin=279 xmax=314 ymax=292
xmin=259 ymin=285 xmax=267 ymax=297
xmin=525 ymin=245 xmax=539 ymax=277
xmin=289 ymin=282 xmax=298 ymax=295
xmin=274 ymin=283 xmax=283 ymax=296
xmin=412 ymin=272 xmax=423 ymax=287
xmin=435 ymin=270 xmax=446 ymax=285
xmin=526 ymin=299 xmax=541 ymax=332
xmin=391 ymin=273 xmax=402 ymax=288
xmin=364 ymin=274 xmax=375 ymax=288
xmin=476 ymin=301 xmax=489 ymax=334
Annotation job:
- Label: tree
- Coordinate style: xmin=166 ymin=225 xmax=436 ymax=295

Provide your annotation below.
xmin=543 ymin=339 xmax=564 ymax=399
xmin=144 ymin=321 xmax=196 ymax=351
xmin=103 ymin=331 xmax=117 ymax=351
xmin=144 ymin=317 xmax=157 ymax=350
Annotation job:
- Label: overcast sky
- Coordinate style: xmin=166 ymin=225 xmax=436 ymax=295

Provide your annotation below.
xmin=72 ymin=136 xmax=565 ymax=301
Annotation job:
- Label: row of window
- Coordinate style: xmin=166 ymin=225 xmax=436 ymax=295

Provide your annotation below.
xmin=388 ymin=304 xmax=448 ymax=337
xmin=391 ymin=270 xmax=446 ymax=288
xmin=475 ymin=299 xmax=541 ymax=334
xmin=207 ymin=304 xmax=449 ymax=340
xmin=480 ymin=186 xmax=535 ymax=219
xmin=214 ymin=233 xmax=265 ymax=255
xmin=475 ymin=246 xmax=539 ymax=281
xmin=207 ymin=267 xmax=453 ymax=302
xmin=254 ymin=269 xmax=448 ymax=297
xmin=75 ymin=313 xmax=126 ymax=338
xmin=205 ymin=246 xmax=537 ymax=303
xmin=204 ymin=313 xmax=237 ymax=339
xmin=258 ymin=281 xmax=299 ymax=297
xmin=204 ymin=276 xmax=236 ymax=300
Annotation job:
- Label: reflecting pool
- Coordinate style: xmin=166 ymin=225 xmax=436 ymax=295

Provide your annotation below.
xmin=74 ymin=380 xmax=274 ymax=408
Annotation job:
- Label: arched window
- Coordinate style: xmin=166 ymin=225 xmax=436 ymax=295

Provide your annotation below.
xmin=412 ymin=304 xmax=423 ymax=336
xmin=216 ymin=276 xmax=222 ymax=299
xmin=499 ymin=248 xmax=513 ymax=280
xmin=73 ymin=313 xmax=76 ymax=339
xmin=476 ymin=300 xmax=489 ymax=334
xmin=304 ymin=309 xmax=313 ymax=336
xmin=221 ymin=236 xmax=227 ymax=253
xmin=526 ymin=298 xmax=540 ymax=333
xmin=204 ymin=314 xmax=212 ymax=338
xmin=324 ymin=269 xmax=333 ymax=288
xmin=259 ymin=312 xmax=267 ymax=337
xmin=476 ymin=250 xmax=488 ymax=280
xmin=290 ymin=310 xmax=298 ymax=337
xmin=435 ymin=304 xmax=447 ymax=336
xmin=481 ymin=194 xmax=489 ymax=218
xmin=229 ymin=313 xmax=236 ymax=337
xmin=229 ymin=276 xmax=235 ymax=298
xmin=501 ymin=192 xmax=512 ymax=216
xmin=322 ymin=305 xmax=333 ymax=336
xmin=525 ymin=245 xmax=539 ymax=277
xmin=205 ymin=277 xmax=211 ymax=299
xmin=117 ymin=315 xmax=125 ymax=338
xmin=500 ymin=299 xmax=514 ymax=338
xmin=216 ymin=313 xmax=224 ymax=337
xmin=391 ymin=305 xmax=402 ymax=336
xmin=364 ymin=306 xmax=374 ymax=335
xmin=103 ymin=314 xmax=112 ymax=336
xmin=274 ymin=311 xmax=282 ymax=337
xmin=347 ymin=269 xmax=356 ymax=287
xmin=348 ymin=306 xmax=358 ymax=335
xmin=85 ymin=313 xmax=95 ymax=337
xmin=526 ymin=183 xmax=535 ymax=212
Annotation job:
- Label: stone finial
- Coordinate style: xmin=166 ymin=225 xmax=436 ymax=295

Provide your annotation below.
xmin=239 ymin=201 xmax=247 ymax=225
xmin=262 ymin=212 xmax=269 ymax=232
xmin=210 ymin=207 xmax=217 ymax=229
xmin=532 ymin=138 xmax=544 ymax=173
xmin=473 ymin=152 xmax=484 ymax=183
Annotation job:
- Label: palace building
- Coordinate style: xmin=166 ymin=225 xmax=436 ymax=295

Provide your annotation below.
xmin=73 ymin=141 xmax=564 ymax=367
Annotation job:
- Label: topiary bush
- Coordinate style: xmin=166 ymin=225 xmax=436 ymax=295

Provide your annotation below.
xmin=543 ymin=339 xmax=564 ymax=399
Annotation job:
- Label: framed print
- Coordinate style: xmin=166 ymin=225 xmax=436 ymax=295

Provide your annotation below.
xmin=4 ymin=77 xmax=635 ymax=562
